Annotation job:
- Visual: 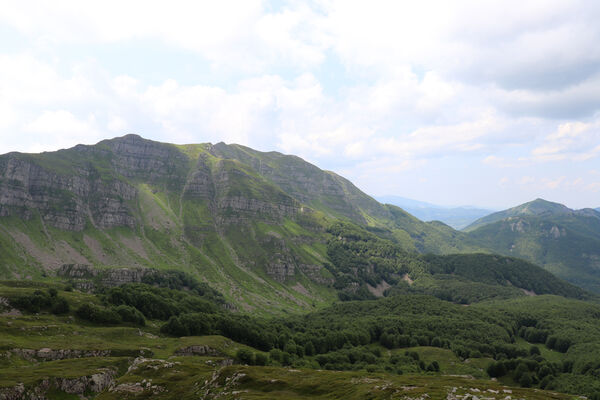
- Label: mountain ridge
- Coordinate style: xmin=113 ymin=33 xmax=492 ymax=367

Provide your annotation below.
xmin=465 ymin=198 xmax=600 ymax=231
xmin=466 ymin=198 xmax=600 ymax=292
xmin=0 ymin=134 xmax=485 ymax=313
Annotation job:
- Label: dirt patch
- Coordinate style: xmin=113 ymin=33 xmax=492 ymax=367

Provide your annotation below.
xmin=402 ymin=273 xmax=414 ymax=285
xmin=83 ymin=235 xmax=111 ymax=264
xmin=55 ymin=241 xmax=90 ymax=267
xmin=291 ymin=282 xmax=310 ymax=296
xmin=266 ymin=230 xmax=283 ymax=239
xmin=6 ymin=229 xmax=61 ymax=269
xmin=521 ymin=288 xmax=537 ymax=296
xmin=120 ymin=236 xmax=150 ymax=261
xmin=367 ymin=280 xmax=391 ymax=297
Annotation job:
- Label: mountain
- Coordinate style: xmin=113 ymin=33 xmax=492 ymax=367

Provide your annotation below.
xmin=0 ymin=134 xmax=482 ymax=313
xmin=3 ymin=135 xmax=600 ymax=399
xmin=466 ymin=198 xmax=600 ymax=292
xmin=377 ymin=195 xmax=494 ymax=229
xmin=464 ymin=198 xmax=578 ymax=231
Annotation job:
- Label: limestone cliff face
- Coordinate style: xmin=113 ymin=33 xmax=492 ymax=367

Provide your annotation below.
xmin=0 ymin=135 xmax=196 ymax=232
xmin=57 ymin=264 xmax=157 ymax=290
xmin=0 ymin=135 xmax=336 ymax=287
xmin=207 ymin=142 xmax=387 ymax=223
xmin=0 ymin=154 xmax=136 ymax=231
xmin=182 ymin=156 xmax=301 ymax=228
xmin=104 ymin=134 xmax=189 ymax=187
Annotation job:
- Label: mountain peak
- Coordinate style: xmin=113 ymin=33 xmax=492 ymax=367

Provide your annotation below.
xmin=515 ymin=198 xmax=571 ymax=215
xmin=464 ymin=198 xmax=571 ymax=231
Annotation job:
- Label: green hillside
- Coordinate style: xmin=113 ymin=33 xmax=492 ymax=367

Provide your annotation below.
xmin=0 ymin=134 xmax=481 ymax=314
xmin=464 ymin=199 xmax=575 ymax=231
xmin=0 ymin=277 xmax=598 ymax=399
xmin=466 ymin=199 xmax=600 ymax=293
xmin=3 ymin=136 xmax=600 ymax=398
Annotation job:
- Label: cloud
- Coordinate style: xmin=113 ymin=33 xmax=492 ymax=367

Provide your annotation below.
xmin=532 ymin=119 xmax=600 ymax=161
xmin=20 ymin=110 xmax=105 ymax=153
xmin=1 ymin=1 xmax=600 ymax=208
xmin=483 ymin=156 xmax=529 ymax=168
xmin=0 ymin=1 xmax=327 ymax=73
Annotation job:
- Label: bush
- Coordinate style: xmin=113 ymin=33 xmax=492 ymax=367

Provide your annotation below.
xmin=51 ymin=297 xmax=70 ymax=314
xmin=160 ymin=316 xmax=189 ymax=336
xmin=255 ymin=353 xmax=268 ymax=366
xmin=269 ymin=348 xmax=283 ymax=362
xmin=11 ymin=290 xmax=70 ymax=315
xmin=487 ymin=361 xmax=506 ymax=378
xmin=237 ymin=348 xmax=255 ymax=365
xmin=426 ymin=361 xmax=440 ymax=372
xmin=115 ymin=305 xmax=145 ymax=326
xmin=75 ymin=303 xmax=121 ymax=324
xmin=519 ymin=372 xmax=532 ymax=387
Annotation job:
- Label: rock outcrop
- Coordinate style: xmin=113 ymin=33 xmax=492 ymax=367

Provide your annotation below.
xmin=174 ymin=345 xmax=221 ymax=357
xmin=0 ymin=153 xmax=136 ymax=231
xmin=0 ymin=369 xmax=116 ymax=399
xmin=56 ymin=264 xmax=155 ymax=290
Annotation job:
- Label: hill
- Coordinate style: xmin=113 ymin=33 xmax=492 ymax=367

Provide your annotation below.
xmin=0 ymin=134 xmax=481 ymax=313
xmin=377 ymin=195 xmax=494 ymax=229
xmin=466 ymin=199 xmax=600 ymax=293
xmin=1 ymin=279 xmax=599 ymax=398
xmin=2 ymin=136 xmax=600 ymax=398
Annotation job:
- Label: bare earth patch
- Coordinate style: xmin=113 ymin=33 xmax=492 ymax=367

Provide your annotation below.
xmin=120 ymin=236 xmax=150 ymax=261
xmin=55 ymin=241 xmax=90 ymax=267
xmin=521 ymin=288 xmax=537 ymax=296
xmin=292 ymin=282 xmax=310 ymax=296
xmin=83 ymin=235 xmax=111 ymax=264
xmin=6 ymin=229 xmax=61 ymax=269
xmin=367 ymin=280 xmax=391 ymax=297
xmin=402 ymin=273 xmax=414 ymax=285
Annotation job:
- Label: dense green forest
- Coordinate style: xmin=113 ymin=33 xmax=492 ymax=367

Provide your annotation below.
xmin=4 ymin=258 xmax=600 ymax=398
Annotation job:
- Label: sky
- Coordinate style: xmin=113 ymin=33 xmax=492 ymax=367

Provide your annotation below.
xmin=0 ymin=1 xmax=599 ymax=210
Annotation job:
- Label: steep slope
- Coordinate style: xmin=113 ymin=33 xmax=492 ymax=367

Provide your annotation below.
xmin=466 ymin=199 xmax=600 ymax=293
xmin=0 ymin=135 xmax=334 ymax=313
xmin=203 ymin=143 xmax=481 ymax=253
xmin=0 ymin=134 xmax=481 ymax=313
xmin=464 ymin=198 xmax=588 ymax=231
xmin=325 ymin=220 xmax=588 ymax=303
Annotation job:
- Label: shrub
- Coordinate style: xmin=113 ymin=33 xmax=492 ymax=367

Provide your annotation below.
xmin=51 ymin=297 xmax=70 ymax=314
xmin=115 ymin=305 xmax=145 ymax=326
xmin=236 ymin=348 xmax=255 ymax=365
xmin=160 ymin=316 xmax=189 ymax=336
xmin=255 ymin=353 xmax=268 ymax=366
xmin=75 ymin=303 xmax=121 ymax=324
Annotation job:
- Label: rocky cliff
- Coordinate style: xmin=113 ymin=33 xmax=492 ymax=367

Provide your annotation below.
xmin=0 ymin=134 xmax=477 ymax=311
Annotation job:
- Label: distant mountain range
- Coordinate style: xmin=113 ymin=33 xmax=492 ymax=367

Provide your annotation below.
xmin=466 ymin=198 xmax=600 ymax=293
xmin=376 ymin=195 xmax=495 ymax=230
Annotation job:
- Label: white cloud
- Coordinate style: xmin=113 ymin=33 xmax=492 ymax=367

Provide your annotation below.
xmin=20 ymin=110 xmax=104 ymax=153
xmin=1 ymin=1 xmax=600 ymax=208
xmin=532 ymin=119 xmax=600 ymax=161
xmin=542 ymin=176 xmax=566 ymax=189
xmin=519 ymin=176 xmax=536 ymax=185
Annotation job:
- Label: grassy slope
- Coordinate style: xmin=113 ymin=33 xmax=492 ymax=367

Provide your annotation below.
xmin=467 ymin=214 xmax=600 ymax=293
xmin=0 ymin=282 xmax=589 ymax=399
xmin=0 ymin=135 xmax=489 ymax=314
